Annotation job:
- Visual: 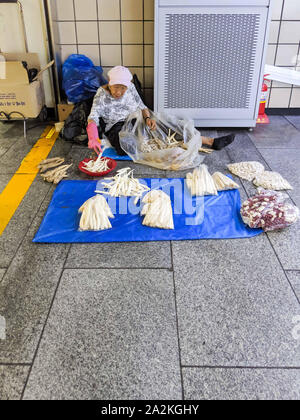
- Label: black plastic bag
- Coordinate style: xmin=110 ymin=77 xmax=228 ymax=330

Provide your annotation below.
xmin=60 ymin=99 xmax=94 ymax=145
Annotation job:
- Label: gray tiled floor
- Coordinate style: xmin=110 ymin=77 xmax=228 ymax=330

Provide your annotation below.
xmin=0 ymin=116 xmax=300 ymax=400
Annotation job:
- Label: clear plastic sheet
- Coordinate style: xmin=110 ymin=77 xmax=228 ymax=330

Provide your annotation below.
xmin=119 ymin=110 xmax=204 ymax=171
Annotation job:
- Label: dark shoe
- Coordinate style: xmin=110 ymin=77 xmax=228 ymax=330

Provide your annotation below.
xmin=212 ymin=134 xmax=235 ymax=150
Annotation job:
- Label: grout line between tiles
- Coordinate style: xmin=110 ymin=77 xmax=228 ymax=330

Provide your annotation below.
xmin=283 ymin=115 xmax=300 ymax=131
xmin=63 ymin=266 xmax=173 ymax=270
xmin=266 ymin=235 xmax=300 ymax=306
xmin=181 ymin=365 xmax=300 ymax=369
xmin=0 ymin=363 xmax=32 ymax=367
xmin=170 ymin=241 xmax=185 ymax=400
xmin=20 ymin=243 xmax=72 ymax=400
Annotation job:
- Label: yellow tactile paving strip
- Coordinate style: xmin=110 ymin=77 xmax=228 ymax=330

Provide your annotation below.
xmin=0 ymin=126 xmax=59 ymax=236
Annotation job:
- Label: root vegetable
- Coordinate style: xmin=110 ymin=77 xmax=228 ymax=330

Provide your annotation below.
xmin=79 ymin=194 xmax=114 ymax=231
xmin=186 ymin=164 xmax=218 ymax=196
xmin=212 ymin=172 xmax=240 ymax=191
xmin=38 ymin=157 xmax=65 ymax=172
xmin=40 ymin=164 xmax=72 ymax=184
xmin=95 ymin=167 xmax=150 ymax=200
xmin=82 ymin=152 xmax=110 ymax=173
xmin=141 ymin=190 xmax=174 ymax=230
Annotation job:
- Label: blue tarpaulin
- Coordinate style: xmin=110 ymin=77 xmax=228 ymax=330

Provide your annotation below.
xmin=103 ymin=147 xmax=132 ymax=161
xmin=33 ymin=179 xmax=262 ymax=243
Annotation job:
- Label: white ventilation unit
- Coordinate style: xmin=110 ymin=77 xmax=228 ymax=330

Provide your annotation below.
xmin=154 ymin=0 xmax=273 ymax=127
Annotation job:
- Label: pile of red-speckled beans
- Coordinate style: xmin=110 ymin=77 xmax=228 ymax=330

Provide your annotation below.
xmin=241 ymin=190 xmax=299 ymax=231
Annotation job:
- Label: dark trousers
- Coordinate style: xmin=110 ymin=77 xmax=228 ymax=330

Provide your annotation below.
xmin=99 ymin=118 xmax=126 ymax=156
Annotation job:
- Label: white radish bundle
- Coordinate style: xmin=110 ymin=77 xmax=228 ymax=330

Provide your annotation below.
xmin=253 ymin=171 xmax=293 ymax=190
xmin=227 ymin=161 xmax=265 ymax=181
xmin=95 ymin=168 xmax=150 ymax=203
xmin=212 ymin=172 xmax=240 ymax=191
xmin=141 ymin=190 xmax=174 ymax=230
xmin=186 ymin=164 xmax=218 ymax=196
xmin=79 ymin=194 xmax=114 ymax=231
xmin=82 ymin=153 xmax=110 ymax=173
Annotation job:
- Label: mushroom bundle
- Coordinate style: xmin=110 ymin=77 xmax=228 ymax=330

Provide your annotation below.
xmin=95 ymin=168 xmax=150 ymax=203
xmin=141 ymin=190 xmax=174 ymax=230
xmin=227 ymin=161 xmax=265 ymax=181
xmin=82 ymin=153 xmax=110 ymax=173
xmin=79 ymin=194 xmax=114 ymax=231
xmin=240 ymin=188 xmax=299 ymax=231
xmin=212 ymin=172 xmax=240 ymax=191
xmin=186 ymin=164 xmax=218 ymax=196
xmin=253 ymin=171 xmax=293 ymax=191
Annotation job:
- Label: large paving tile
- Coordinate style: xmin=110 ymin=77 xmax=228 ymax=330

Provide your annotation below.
xmin=267 ymin=224 xmax=300 ymax=271
xmin=172 ymin=235 xmax=300 ymax=366
xmin=248 ymin=116 xmax=299 ymax=140
xmin=0 ymin=178 xmax=51 ymax=268
xmin=0 ymin=190 xmax=70 ymax=363
xmin=23 ymin=269 xmax=181 ymax=400
xmin=66 ymin=242 xmax=172 ymax=268
xmin=286 ymin=271 xmax=300 ymax=302
xmin=226 ymin=142 xmax=272 ymax=198
xmin=0 ymin=365 xmax=30 ymax=400
xmin=183 ymin=368 xmax=300 ymax=400
xmin=0 ymin=124 xmax=51 ymax=174
xmin=284 ymin=115 xmax=300 ymax=131
xmin=258 ymin=148 xmax=300 ymax=207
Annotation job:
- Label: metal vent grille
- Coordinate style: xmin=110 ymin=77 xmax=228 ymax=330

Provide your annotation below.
xmin=164 ymin=14 xmax=260 ymax=109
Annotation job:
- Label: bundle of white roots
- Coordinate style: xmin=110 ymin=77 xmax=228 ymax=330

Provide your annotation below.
xmin=82 ymin=152 xmax=110 ymax=173
xmin=38 ymin=157 xmax=72 ymax=184
xmin=212 ymin=172 xmax=240 ymax=191
xmin=141 ymin=129 xmax=214 ymax=155
xmin=95 ymin=168 xmax=150 ymax=204
xmin=79 ymin=194 xmax=114 ymax=231
xmin=186 ymin=164 xmax=218 ymax=196
xmin=141 ymin=190 xmax=174 ymax=230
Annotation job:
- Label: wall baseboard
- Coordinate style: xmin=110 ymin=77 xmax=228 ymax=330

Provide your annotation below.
xmin=266 ymin=108 xmax=300 ymax=116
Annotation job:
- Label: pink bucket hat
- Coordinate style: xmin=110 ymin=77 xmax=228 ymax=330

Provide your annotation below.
xmin=108 ymin=66 xmax=133 ymax=87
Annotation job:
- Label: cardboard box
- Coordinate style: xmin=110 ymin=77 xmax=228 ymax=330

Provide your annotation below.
xmin=0 ymin=53 xmax=51 ymax=119
xmin=57 ymin=103 xmax=74 ymax=122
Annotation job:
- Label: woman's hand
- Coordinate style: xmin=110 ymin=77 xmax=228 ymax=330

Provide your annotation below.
xmin=87 ymin=121 xmax=102 ymax=155
xmin=146 ymin=118 xmax=157 ymax=130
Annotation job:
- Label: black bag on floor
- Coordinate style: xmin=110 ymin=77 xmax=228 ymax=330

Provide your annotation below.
xmin=60 ymin=98 xmax=93 ymax=145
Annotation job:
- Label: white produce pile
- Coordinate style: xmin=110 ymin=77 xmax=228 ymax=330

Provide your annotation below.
xmin=79 ymin=195 xmax=114 ymax=231
xmin=141 ymin=190 xmax=174 ymax=230
xmin=253 ymin=171 xmax=293 ymax=190
xmin=186 ymin=165 xmax=218 ymax=196
xmin=95 ymin=168 xmax=150 ymax=204
xmin=227 ymin=161 xmax=265 ymax=181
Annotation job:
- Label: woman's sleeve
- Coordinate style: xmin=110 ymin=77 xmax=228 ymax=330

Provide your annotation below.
xmin=131 ymin=84 xmax=147 ymax=110
xmin=87 ymin=88 xmax=104 ymax=124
